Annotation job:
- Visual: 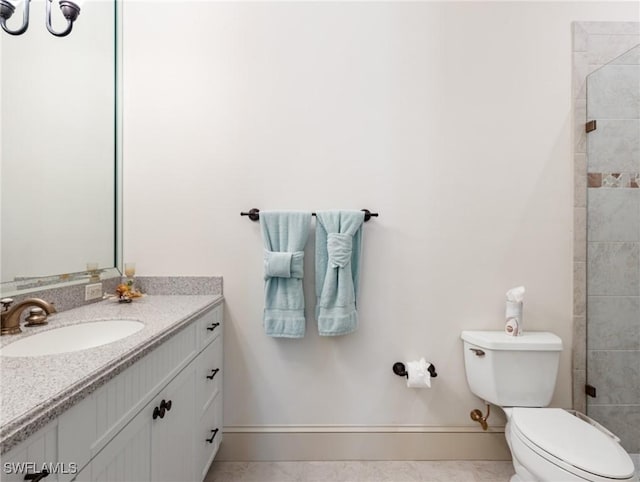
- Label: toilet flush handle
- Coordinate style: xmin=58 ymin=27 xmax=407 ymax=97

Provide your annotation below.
xmin=469 ymin=348 xmax=485 ymax=357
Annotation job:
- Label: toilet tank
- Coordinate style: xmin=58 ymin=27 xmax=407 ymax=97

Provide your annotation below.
xmin=461 ymin=331 xmax=562 ymax=407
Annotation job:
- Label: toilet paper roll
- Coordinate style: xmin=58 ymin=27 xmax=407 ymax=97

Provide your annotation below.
xmin=406 ymin=358 xmax=432 ymax=388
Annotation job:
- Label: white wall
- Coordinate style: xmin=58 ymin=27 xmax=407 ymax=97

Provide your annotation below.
xmin=123 ymin=1 xmax=639 ymax=434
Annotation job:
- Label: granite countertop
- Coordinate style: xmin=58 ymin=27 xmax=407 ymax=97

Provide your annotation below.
xmin=0 ymin=294 xmax=223 ymax=454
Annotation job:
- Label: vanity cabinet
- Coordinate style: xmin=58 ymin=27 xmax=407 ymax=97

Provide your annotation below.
xmin=2 ymin=301 xmax=223 ymax=482
xmin=78 ymin=361 xmax=196 ymax=482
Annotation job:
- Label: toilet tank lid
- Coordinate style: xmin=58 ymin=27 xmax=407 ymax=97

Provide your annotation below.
xmin=460 ymin=331 xmax=562 ymax=351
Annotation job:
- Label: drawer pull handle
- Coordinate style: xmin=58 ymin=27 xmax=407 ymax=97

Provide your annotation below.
xmin=24 ymin=469 xmax=49 ymax=481
xmin=206 ymin=322 xmax=220 ymax=332
xmin=153 ymin=405 xmax=165 ymax=420
xmin=160 ymin=399 xmax=172 ymax=412
xmin=206 ymin=368 xmax=220 ymax=380
xmin=206 ymin=428 xmax=219 ymax=443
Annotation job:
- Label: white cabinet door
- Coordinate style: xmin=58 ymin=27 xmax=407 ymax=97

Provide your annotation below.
xmin=80 ymin=404 xmax=152 ymax=482
xmin=77 ymin=362 xmax=196 ymax=482
xmin=151 ymin=360 xmax=196 ymax=482
xmin=1 ymin=423 xmax=59 ymax=482
xmin=58 ymin=391 xmax=96 ymax=481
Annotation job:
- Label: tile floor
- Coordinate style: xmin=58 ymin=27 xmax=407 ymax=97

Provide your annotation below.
xmin=205 ymin=461 xmax=516 ymax=482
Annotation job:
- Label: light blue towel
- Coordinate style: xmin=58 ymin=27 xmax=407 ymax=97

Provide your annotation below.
xmin=260 ymin=211 xmax=312 ymax=338
xmin=315 ymin=210 xmax=365 ymax=336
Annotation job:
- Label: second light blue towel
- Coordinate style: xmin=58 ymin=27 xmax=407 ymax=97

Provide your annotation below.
xmin=315 ymin=210 xmax=365 ymax=336
xmin=260 ymin=211 xmax=312 ymax=338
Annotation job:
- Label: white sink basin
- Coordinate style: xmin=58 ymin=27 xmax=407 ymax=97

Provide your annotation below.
xmin=0 ymin=320 xmax=145 ymax=357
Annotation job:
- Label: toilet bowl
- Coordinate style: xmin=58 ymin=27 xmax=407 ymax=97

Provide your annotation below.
xmin=461 ymin=330 xmax=637 ymax=482
xmin=505 ymin=407 xmax=636 ymax=482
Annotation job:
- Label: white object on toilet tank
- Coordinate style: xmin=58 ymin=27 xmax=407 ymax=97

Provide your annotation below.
xmin=505 ymin=286 xmax=525 ymax=336
xmin=504 ymin=317 xmax=520 ymax=336
xmin=460 ymin=330 xmax=562 ymax=407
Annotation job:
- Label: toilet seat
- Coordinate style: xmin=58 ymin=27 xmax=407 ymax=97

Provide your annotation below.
xmin=510 ymin=408 xmax=635 ymax=480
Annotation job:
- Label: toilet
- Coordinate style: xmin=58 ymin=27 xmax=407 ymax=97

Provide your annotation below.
xmin=461 ymin=330 xmax=637 ymax=482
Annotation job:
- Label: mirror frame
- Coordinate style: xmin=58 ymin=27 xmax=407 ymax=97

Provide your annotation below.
xmin=115 ymin=0 xmax=123 ymax=276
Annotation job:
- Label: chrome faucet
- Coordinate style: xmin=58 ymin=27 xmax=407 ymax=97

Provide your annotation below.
xmin=1 ymin=298 xmax=57 ymax=335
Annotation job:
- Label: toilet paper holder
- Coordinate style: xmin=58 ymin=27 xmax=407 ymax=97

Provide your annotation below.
xmin=392 ymin=361 xmax=437 ymax=378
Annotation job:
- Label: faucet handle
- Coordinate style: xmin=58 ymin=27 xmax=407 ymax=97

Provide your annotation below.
xmin=1 ymin=298 xmax=14 ymax=311
xmin=25 ymin=307 xmax=48 ymax=326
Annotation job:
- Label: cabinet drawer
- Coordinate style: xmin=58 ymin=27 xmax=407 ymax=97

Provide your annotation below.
xmin=198 ymin=304 xmax=222 ymax=349
xmin=195 ymin=391 xmax=222 ymax=481
xmin=195 ymin=335 xmax=223 ymax=414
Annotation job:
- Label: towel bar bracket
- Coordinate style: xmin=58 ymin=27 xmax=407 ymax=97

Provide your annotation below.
xmin=245 ymin=208 xmax=260 ymax=221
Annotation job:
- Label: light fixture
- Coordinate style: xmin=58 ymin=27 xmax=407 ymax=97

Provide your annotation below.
xmin=0 ymin=0 xmax=81 ymax=37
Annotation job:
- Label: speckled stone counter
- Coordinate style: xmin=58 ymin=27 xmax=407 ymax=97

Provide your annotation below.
xmin=0 ymin=294 xmax=223 ymax=454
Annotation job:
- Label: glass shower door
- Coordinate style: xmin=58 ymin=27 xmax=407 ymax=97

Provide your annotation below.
xmin=585 ymin=44 xmax=640 ymax=457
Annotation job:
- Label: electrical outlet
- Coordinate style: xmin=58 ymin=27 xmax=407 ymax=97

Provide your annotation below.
xmin=85 ymin=283 xmax=103 ymax=301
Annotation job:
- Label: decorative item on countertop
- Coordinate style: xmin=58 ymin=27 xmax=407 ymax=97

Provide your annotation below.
xmin=113 ymin=282 xmax=144 ymax=303
xmin=505 ymin=286 xmax=525 ymax=336
xmin=124 ymin=262 xmax=136 ymax=288
xmin=117 ymin=262 xmax=141 ymax=302
xmin=103 ymin=262 xmax=143 ymax=303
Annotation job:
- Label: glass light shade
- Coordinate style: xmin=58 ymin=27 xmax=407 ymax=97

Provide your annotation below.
xmin=0 ymin=0 xmax=18 ymax=17
xmin=56 ymin=0 xmax=80 ymax=25
xmin=0 ymin=0 xmax=28 ymax=35
xmin=59 ymin=0 xmax=83 ymax=10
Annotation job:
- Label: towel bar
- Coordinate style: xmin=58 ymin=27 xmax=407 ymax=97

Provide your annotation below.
xmin=240 ymin=208 xmax=379 ymax=222
xmin=393 ymin=361 xmax=438 ymax=378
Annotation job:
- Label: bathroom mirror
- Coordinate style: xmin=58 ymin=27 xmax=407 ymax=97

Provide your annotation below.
xmin=0 ymin=0 xmax=119 ymax=295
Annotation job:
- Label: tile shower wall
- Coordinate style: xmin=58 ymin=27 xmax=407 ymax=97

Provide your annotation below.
xmin=586 ymin=43 xmax=640 ymax=453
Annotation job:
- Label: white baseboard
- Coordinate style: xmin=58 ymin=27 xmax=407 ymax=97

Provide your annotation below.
xmin=216 ymin=426 xmax=511 ymax=461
